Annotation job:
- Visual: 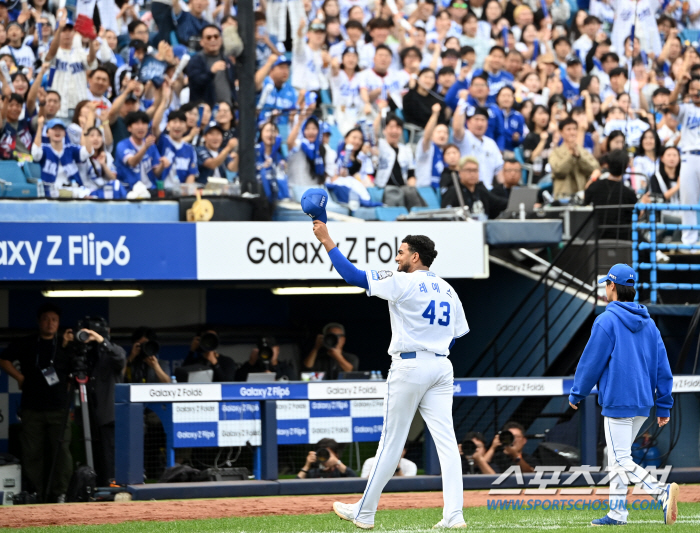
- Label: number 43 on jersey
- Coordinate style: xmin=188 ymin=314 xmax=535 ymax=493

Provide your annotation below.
xmin=422 ymin=300 xmax=450 ymax=326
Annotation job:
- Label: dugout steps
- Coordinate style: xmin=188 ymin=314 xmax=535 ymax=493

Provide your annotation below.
xmin=125 ymin=468 xmax=700 ymax=500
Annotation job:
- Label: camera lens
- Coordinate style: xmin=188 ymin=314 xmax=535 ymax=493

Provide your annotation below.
xmin=315 ymin=448 xmax=330 ymax=463
xmin=499 ymin=430 xmax=514 ymax=447
xmin=142 ymin=340 xmax=160 ymax=357
xmin=462 ymin=439 xmax=477 ymax=456
xmin=76 ymin=330 xmax=90 ymax=343
xmin=323 ymin=333 xmax=339 ymax=349
xmin=199 ymin=332 xmax=219 ymax=352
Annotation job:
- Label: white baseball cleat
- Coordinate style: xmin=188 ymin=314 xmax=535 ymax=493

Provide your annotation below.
xmin=433 ymin=519 xmax=467 ymax=528
xmin=658 ymin=482 xmax=679 ymax=525
xmin=333 ymin=502 xmax=374 ymax=530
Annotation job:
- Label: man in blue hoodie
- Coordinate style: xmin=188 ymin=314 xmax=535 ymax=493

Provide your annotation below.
xmin=569 ymin=264 xmax=677 ymax=526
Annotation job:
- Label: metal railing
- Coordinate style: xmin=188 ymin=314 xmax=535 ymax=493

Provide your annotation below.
xmin=632 ymin=203 xmax=700 ymax=303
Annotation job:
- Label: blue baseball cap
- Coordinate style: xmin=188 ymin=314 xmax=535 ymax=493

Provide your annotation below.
xmin=272 ymin=56 xmax=291 ymax=68
xmin=598 ymin=264 xmax=636 ymax=286
xmin=45 ymin=118 xmax=66 ymax=130
xmin=301 ymin=188 xmax=328 ymax=224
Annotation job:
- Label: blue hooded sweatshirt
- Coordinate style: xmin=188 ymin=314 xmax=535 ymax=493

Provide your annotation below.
xmin=569 ymin=301 xmax=673 ymax=418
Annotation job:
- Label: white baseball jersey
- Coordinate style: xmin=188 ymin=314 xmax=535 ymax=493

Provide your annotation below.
xmin=50 ymin=45 xmax=96 ymax=118
xmin=611 ymin=0 xmax=661 ymax=56
xmin=365 ymin=269 xmax=469 ymax=359
xmin=603 ymin=119 xmax=650 ymax=148
xmin=0 ymin=44 xmax=36 ymax=69
xmin=455 ymin=129 xmax=503 ymax=189
xmin=676 ymin=103 xmax=700 ymax=151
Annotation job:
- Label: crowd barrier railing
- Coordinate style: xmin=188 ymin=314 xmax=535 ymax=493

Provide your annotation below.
xmin=114 ymin=376 xmax=700 ymax=485
xmin=633 ymin=203 xmax=700 ymax=303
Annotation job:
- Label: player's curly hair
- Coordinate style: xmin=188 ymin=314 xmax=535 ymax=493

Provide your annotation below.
xmin=402 ymin=235 xmax=438 ymax=267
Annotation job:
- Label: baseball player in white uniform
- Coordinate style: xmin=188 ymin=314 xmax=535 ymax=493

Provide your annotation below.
xmin=304 ymin=193 xmax=468 ymax=529
xmin=669 ymin=59 xmax=700 ymax=250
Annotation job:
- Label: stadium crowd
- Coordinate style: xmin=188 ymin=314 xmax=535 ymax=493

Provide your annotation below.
xmin=0 ymin=0 xmax=697 ymax=243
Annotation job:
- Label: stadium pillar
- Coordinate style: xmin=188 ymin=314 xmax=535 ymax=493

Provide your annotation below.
xmin=260 ymin=400 xmax=279 ymax=480
xmin=237 ymin=0 xmax=257 ymax=190
xmin=115 ymin=401 xmax=145 ymax=485
xmin=581 ymin=394 xmax=598 ymax=467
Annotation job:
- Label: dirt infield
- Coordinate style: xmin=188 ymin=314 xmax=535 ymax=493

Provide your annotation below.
xmin=2 ymin=488 xmax=700 ymax=528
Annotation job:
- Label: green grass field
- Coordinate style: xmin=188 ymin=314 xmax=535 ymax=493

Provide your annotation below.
xmin=8 ymin=503 xmax=700 ymax=533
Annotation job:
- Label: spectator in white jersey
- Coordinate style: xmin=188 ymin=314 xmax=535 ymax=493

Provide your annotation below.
xmin=0 ymin=22 xmax=35 ymax=75
xmin=45 ymin=16 xmax=99 ymax=119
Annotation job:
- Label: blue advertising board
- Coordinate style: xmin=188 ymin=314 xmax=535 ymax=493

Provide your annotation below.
xmin=0 ymin=223 xmax=196 ymax=280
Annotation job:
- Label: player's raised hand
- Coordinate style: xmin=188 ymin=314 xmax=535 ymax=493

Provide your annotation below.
xmin=312 ymin=219 xmax=330 ymax=243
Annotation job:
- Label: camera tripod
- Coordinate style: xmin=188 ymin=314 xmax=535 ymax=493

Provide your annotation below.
xmin=45 ymin=364 xmax=95 ymax=502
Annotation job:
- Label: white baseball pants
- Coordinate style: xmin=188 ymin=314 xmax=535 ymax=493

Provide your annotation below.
xmin=680 ymin=153 xmax=700 ymax=245
xmin=604 ymin=416 xmax=663 ymax=522
xmin=351 ymin=352 xmax=464 ymax=526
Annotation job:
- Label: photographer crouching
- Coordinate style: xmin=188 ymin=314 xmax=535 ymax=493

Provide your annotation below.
xmin=235 ymin=336 xmax=297 ymax=381
xmin=64 ymin=316 xmax=126 ymax=486
xmin=297 ymin=438 xmax=357 ymax=479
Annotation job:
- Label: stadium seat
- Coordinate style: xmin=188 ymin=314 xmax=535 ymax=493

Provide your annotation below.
xmin=681 ymin=29 xmax=700 ymax=44
xmin=0 ymin=161 xmax=38 ymax=198
xmin=410 ymin=206 xmax=434 ymax=213
xmin=320 ymin=89 xmax=332 ymax=105
xmin=367 ymin=187 xmax=384 ymax=204
xmin=22 ymin=162 xmax=41 ymax=183
xmin=352 ymin=207 xmax=378 ymax=220
xmin=375 ymin=206 xmax=408 ymax=221
xmin=417 ymin=187 xmax=440 ymax=209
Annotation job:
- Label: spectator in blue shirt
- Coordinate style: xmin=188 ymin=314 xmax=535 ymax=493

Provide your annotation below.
xmin=196 ymin=124 xmax=238 ymax=183
xmin=496 ymin=86 xmax=524 ymax=153
xmin=562 ymin=57 xmax=583 ymax=104
xmin=115 ymin=111 xmax=169 ymax=190
xmin=173 ymin=0 xmax=210 ymax=50
xmin=156 ymin=111 xmax=200 ymax=190
xmin=472 ymin=46 xmax=514 ymax=104
xmin=256 ymin=56 xmax=297 ymax=127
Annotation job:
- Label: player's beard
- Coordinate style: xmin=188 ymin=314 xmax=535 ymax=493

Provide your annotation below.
xmin=397 ymin=261 xmax=410 ymax=273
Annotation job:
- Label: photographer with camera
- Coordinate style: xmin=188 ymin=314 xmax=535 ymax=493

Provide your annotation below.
xmin=302 ymin=323 xmax=359 ymax=380
xmin=0 ymin=304 xmax=72 ymax=503
xmin=234 ymin=336 xmax=297 ymax=382
xmin=297 ymin=438 xmax=357 ymax=479
xmin=184 ymin=329 xmax=237 ymax=382
xmin=64 ymin=316 xmax=126 ymax=486
xmin=484 ymin=422 xmax=537 ymax=474
xmin=124 ymin=327 xmax=171 ymax=384
xmin=459 ymin=431 xmax=490 ymax=475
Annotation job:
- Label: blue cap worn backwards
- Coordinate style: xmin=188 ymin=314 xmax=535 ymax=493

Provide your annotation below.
xmin=598 ymin=263 xmax=636 ymax=286
xmin=301 ymin=188 xmax=328 ymax=224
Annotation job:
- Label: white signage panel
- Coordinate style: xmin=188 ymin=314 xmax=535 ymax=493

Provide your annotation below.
xmin=130 ymin=384 xmax=222 ymax=402
xmin=308 ymin=382 xmax=387 ymax=400
xmin=476 ymin=379 xmax=563 ymax=397
xmin=196 ymin=222 xmax=486 ymax=280
xmin=276 ymin=400 xmax=311 ymax=420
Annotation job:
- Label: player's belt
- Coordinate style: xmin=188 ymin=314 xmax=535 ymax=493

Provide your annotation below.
xmin=682 ymin=150 xmax=700 ymax=155
xmin=400 ymin=352 xmax=447 ymax=359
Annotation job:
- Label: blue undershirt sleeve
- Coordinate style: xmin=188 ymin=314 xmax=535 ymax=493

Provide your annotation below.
xmin=328 ymin=246 xmax=369 ymax=290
